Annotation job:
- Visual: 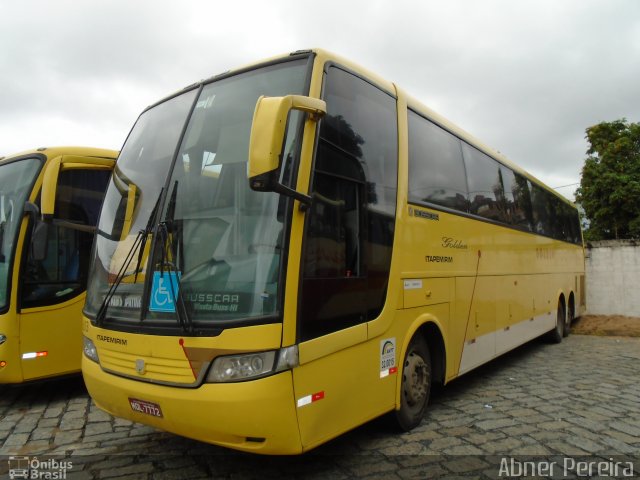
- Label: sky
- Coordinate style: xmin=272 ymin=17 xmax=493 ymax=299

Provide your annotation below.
xmin=1 ymin=0 xmax=639 ymax=201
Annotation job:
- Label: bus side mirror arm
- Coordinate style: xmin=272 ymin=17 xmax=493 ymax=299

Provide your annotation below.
xmin=273 ymin=182 xmax=312 ymax=210
xmin=24 ymin=202 xmax=48 ymax=261
xmin=23 ymin=201 xmax=40 ymax=219
xmin=248 ymin=95 xmax=326 ymax=210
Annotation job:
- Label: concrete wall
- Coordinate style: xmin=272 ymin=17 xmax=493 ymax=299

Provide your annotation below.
xmin=585 ymin=240 xmax=640 ymax=316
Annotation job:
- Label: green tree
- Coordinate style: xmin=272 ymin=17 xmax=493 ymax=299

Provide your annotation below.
xmin=575 ymin=119 xmax=640 ymax=240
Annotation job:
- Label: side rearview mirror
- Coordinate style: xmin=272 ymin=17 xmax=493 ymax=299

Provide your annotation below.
xmin=248 ymin=95 xmax=326 ymax=206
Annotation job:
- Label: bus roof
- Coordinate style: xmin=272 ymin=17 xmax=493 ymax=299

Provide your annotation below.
xmin=1 ymin=146 xmax=118 ymax=164
xmin=148 ymin=48 xmax=577 ymax=209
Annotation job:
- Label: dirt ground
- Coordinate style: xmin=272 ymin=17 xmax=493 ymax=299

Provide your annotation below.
xmin=572 ymin=314 xmax=640 ymax=337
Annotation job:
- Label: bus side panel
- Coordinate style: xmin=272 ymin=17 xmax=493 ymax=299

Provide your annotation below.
xmin=294 ymin=332 xmax=396 ymax=451
xmin=19 ymin=294 xmax=86 ymax=381
xmin=450 ymin=277 xmax=473 ymax=380
xmin=0 ymin=218 xmax=31 ymax=383
xmin=458 ymin=278 xmax=496 ymax=375
xmin=0 ymin=312 xmax=24 ymax=383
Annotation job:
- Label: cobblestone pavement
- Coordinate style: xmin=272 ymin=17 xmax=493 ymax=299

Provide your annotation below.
xmin=1 ymin=335 xmax=639 ymax=479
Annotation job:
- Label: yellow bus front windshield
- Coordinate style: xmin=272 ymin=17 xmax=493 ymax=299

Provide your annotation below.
xmin=0 ymin=157 xmax=42 ymax=310
xmin=85 ymin=57 xmax=310 ymax=332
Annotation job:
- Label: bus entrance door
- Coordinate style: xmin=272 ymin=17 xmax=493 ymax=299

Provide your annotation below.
xmin=18 ymin=160 xmax=112 ymax=381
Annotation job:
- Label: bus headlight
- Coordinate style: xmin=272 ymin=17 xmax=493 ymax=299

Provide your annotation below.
xmin=83 ymin=336 xmax=100 ymax=363
xmin=206 ymin=346 xmax=298 ymax=383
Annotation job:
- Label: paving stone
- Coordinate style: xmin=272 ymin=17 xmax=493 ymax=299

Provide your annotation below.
xmin=43 ymin=406 xmax=65 ymax=418
xmin=60 ymin=417 xmax=86 ymax=431
xmin=424 ymin=435 xmax=463 ymax=452
xmin=84 ymin=422 xmax=113 ymax=437
xmin=610 ymin=420 xmax=640 ymax=437
xmin=564 ymin=434 xmax=605 ymax=454
xmin=398 ymin=462 xmax=450 ymax=480
xmin=444 ymin=456 xmax=490 ymax=473
xmin=97 ymin=462 xmax=155 ymax=478
xmin=442 ymin=443 xmax=484 ymax=455
xmin=54 ymin=429 xmax=83 ymax=446
xmin=499 ymin=424 xmax=537 ymax=437
xmin=345 ymin=457 xmax=398 ymax=477
xmin=152 ymin=466 xmax=211 ymax=480
xmin=31 ymin=426 xmax=57 ymax=441
xmin=474 ymin=418 xmax=516 ymax=430
xmin=87 ymin=409 xmax=113 ymax=423
xmin=2 ymin=432 xmax=30 ymax=447
xmin=38 ymin=417 xmax=59 ymax=428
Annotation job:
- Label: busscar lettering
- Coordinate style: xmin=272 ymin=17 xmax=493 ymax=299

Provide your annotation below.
xmin=187 ymin=293 xmax=240 ymax=304
xmin=96 ymin=334 xmax=128 ymax=346
xmin=188 ymin=292 xmax=242 ymax=312
xmin=425 ymin=255 xmax=453 ymax=263
xmin=411 ymin=208 xmax=439 ymax=221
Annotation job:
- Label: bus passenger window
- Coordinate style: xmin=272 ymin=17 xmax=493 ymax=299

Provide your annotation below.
xmin=462 ymin=143 xmax=503 ymax=222
xmin=509 ymin=172 xmax=534 ymax=232
xmin=530 ymin=182 xmax=551 ymax=236
xmin=408 ymin=111 xmax=468 ymax=212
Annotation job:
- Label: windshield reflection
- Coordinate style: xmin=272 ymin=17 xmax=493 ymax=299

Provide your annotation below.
xmin=0 ymin=158 xmax=42 ymax=310
xmin=85 ymin=58 xmax=310 ymax=330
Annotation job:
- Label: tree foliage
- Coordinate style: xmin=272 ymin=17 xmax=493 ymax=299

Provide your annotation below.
xmin=575 ymin=119 xmax=640 ymax=240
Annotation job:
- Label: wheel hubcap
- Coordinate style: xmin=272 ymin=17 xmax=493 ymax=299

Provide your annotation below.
xmin=405 ymin=353 xmax=428 ymax=407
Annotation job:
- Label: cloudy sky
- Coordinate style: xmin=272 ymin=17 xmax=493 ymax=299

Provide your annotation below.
xmin=1 ymin=0 xmax=639 ymax=200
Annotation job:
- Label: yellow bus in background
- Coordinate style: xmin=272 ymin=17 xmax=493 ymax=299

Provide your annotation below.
xmin=0 ymin=146 xmax=116 ymax=383
xmin=81 ymin=50 xmax=585 ymax=454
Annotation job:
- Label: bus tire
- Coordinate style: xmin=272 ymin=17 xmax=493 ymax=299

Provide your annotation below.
xmin=547 ymin=300 xmax=564 ymax=344
xmin=394 ymin=334 xmax=432 ymax=431
xmin=564 ymin=297 xmax=575 ymax=337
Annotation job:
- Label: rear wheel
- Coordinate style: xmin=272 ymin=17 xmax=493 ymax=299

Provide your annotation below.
xmin=564 ymin=299 xmax=575 ymax=337
xmin=394 ymin=335 xmax=432 ymax=431
xmin=547 ymin=300 xmax=565 ymax=344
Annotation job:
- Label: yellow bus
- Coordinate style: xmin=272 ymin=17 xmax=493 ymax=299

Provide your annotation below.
xmin=81 ymin=49 xmax=585 ymax=454
xmin=0 ymin=146 xmax=116 ymax=383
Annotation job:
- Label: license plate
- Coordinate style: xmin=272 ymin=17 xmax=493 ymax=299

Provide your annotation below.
xmin=129 ymin=397 xmax=163 ymax=418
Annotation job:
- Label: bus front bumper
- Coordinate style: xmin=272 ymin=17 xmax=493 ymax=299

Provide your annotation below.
xmin=82 ymin=356 xmax=303 ymax=454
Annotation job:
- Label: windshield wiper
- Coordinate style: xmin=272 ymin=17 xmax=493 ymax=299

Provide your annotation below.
xmin=154 ymin=180 xmax=193 ymax=333
xmin=95 ymin=189 xmax=164 ymax=325
xmin=0 ymin=222 xmax=5 ymax=263
xmin=156 ymin=217 xmax=193 ymax=333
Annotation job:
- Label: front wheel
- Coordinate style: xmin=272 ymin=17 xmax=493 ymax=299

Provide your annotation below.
xmin=394 ymin=335 xmax=432 ymax=431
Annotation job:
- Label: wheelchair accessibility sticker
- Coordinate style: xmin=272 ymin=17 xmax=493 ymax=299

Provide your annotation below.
xmin=149 ymin=271 xmax=181 ymax=312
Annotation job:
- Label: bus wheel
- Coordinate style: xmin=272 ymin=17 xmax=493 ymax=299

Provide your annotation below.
xmin=564 ymin=299 xmax=574 ymax=337
xmin=395 ymin=335 xmax=431 ymax=431
xmin=547 ymin=300 xmax=564 ymax=344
